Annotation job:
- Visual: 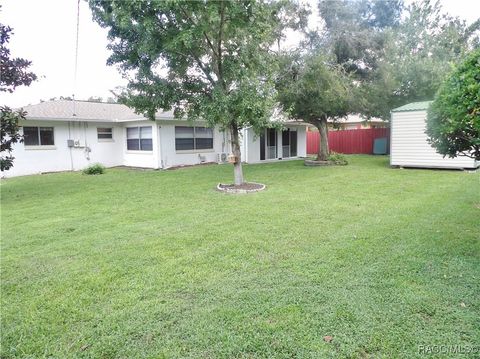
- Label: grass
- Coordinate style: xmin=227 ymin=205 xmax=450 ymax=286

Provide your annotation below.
xmin=1 ymin=156 xmax=479 ymax=358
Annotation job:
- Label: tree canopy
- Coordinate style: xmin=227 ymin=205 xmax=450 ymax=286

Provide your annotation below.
xmin=276 ymin=53 xmax=353 ymax=160
xmin=89 ymin=0 xmax=305 ymax=184
xmin=313 ymin=0 xmax=479 ymax=120
xmin=426 ymin=49 xmax=480 ymax=160
xmin=368 ymin=0 xmax=480 ymax=119
xmin=0 ymin=19 xmax=37 ymax=171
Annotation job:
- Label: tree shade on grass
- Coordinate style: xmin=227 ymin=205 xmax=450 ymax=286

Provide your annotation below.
xmin=1 ymin=156 xmax=479 ymax=358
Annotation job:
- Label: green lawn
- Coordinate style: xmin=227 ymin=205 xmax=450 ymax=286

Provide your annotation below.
xmin=1 ymin=156 xmax=479 ymax=358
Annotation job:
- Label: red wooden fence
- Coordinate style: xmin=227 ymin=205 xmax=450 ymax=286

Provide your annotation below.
xmin=307 ymin=128 xmax=390 ymax=155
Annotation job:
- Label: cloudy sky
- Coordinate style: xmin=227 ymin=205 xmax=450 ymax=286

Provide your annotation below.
xmin=2 ymin=0 xmax=479 ymax=108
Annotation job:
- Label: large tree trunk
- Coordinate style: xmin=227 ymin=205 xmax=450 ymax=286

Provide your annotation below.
xmin=230 ymin=124 xmax=244 ymax=185
xmin=316 ymin=117 xmax=329 ymax=161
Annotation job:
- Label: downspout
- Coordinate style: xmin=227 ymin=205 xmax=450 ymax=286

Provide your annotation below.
xmin=68 ymin=121 xmax=74 ymax=171
xmin=84 ymin=121 xmax=90 ymax=161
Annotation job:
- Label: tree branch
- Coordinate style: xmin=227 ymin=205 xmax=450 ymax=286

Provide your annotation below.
xmin=217 ymin=0 xmax=226 ymax=90
xmin=180 ymin=6 xmax=218 ymax=58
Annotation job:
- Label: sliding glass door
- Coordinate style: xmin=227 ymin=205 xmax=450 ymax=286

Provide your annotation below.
xmin=290 ymin=129 xmax=297 ymax=157
xmin=266 ymin=128 xmax=277 ymax=159
xmin=281 ymin=129 xmax=297 ymax=158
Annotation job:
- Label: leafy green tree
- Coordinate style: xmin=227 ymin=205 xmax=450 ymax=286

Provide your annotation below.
xmin=317 ymin=0 xmax=403 ymax=79
xmin=1 ymin=107 xmax=27 ymax=171
xmin=426 ymin=49 xmax=480 ymax=160
xmin=370 ymin=0 xmax=479 ymax=119
xmin=0 ymin=19 xmax=37 ymax=171
xmin=277 ymin=54 xmax=353 ymax=161
xmin=89 ymin=0 xmax=303 ymax=185
xmin=315 ymin=0 xmax=479 ymax=120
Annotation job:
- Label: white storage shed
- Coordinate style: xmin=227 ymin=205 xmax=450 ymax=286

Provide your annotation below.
xmin=390 ymin=101 xmax=478 ymax=170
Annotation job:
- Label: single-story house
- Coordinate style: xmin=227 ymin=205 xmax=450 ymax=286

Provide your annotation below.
xmin=390 ymin=101 xmax=478 ymax=169
xmin=2 ymin=100 xmax=307 ymax=177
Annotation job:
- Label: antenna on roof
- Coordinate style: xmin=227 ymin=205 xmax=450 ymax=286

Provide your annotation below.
xmin=72 ymin=0 xmax=80 ymax=117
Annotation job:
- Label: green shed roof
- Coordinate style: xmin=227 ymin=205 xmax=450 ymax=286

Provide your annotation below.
xmin=391 ymin=101 xmax=433 ymax=112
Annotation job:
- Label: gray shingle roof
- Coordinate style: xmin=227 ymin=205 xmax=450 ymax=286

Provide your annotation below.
xmin=19 ymin=100 xmax=174 ymax=122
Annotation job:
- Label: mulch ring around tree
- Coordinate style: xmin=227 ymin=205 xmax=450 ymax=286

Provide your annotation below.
xmin=216 ymin=182 xmax=266 ymax=194
xmin=304 ymin=159 xmax=334 ymax=166
xmin=304 ymin=159 xmax=348 ymax=166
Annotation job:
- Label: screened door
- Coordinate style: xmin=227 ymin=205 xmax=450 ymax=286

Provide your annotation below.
xmin=282 ymin=129 xmax=291 ymax=158
xmin=290 ymin=129 xmax=297 ymax=157
xmin=266 ymin=128 xmax=277 ymax=159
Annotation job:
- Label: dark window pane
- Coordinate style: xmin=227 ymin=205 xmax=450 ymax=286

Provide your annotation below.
xmin=195 ymin=138 xmax=213 ymax=149
xmin=290 ymin=130 xmax=297 ymax=157
xmin=140 ymin=126 xmax=152 ymax=139
xmin=140 ymin=139 xmax=153 ymax=151
xmin=194 ymin=127 xmax=213 ymax=138
xmin=267 ymin=128 xmax=276 ymax=146
xmin=127 ymin=127 xmax=139 ymax=139
xmin=23 ymin=127 xmax=39 ymax=146
xmin=282 ymin=129 xmax=290 ymax=145
xmin=97 ymin=128 xmax=112 ymax=133
xmin=39 ymin=127 xmax=54 ymax=145
xmin=175 ymin=126 xmax=194 ymax=138
xmin=260 ymin=132 xmax=265 ymax=160
xmin=97 ymin=128 xmax=112 ymax=139
xmin=127 ymin=139 xmax=140 ymax=150
xmin=175 ymin=138 xmax=194 ymax=150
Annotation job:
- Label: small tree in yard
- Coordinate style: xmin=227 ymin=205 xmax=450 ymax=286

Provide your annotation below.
xmin=89 ymin=0 xmax=303 ymax=185
xmin=426 ymin=49 xmax=480 ymax=160
xmin=277 ymin=54 xmax=352 ymax=161
xmin=0 ymin=20 xmax=37 ymax=171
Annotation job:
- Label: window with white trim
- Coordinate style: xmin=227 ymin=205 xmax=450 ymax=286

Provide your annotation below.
xmin=23 ymin=126 xmax=54 ymax=146
xmin=97 ymin=127 xmax=113 ymax=140
xmin=175 ymin=126 xmax=213 ymax=151
xmin=126 ymin=126 xmax=152 ymax=151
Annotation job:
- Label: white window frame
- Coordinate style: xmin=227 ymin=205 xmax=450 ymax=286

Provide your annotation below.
xmin=126 ymin=126 xmax=153 ymax=152
xmin=23 ymin=126 xmax=56 ymax=150
xmin=97 ymin=127 xmax=114 ymax=141
xmin=175 ymin=126 xmax=214 ymax=153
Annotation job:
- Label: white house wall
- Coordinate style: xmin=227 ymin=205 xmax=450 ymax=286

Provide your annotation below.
xmin=297 ymin=127 xmax=307 ymax=158
xmin=390 ymin=110 xmax=478 ymax=169
xmin=3 ymin=120 xmax=124 ymax=177
xmin=3 ymin=118 xmax=308 ymax=178
xmin=157 ymin=120 xmax=229 ymax=168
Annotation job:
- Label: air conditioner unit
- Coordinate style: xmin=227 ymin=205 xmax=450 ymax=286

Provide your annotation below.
xmin=218 ymin=153 xmax=228 ymax=163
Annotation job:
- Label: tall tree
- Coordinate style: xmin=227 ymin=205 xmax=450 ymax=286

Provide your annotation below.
xmin=0 ymin=19 xmax=37 ymax=171
xmin=89 ymin=0 xmax=304 ymax=185
xmin=426 ymin=49 xmax=480 ymax=160
xmin=315 ymin=0 xmax=403 ymax=119
xmin=316 ymin=0 xmax=479 ymax=120
xmin=368 ymin=0 xmax=479 ymax=118
xmin=276 ymin=53 xmax=353 ymax=161
xmin=317 ymin=0 xmax=403 ymax=79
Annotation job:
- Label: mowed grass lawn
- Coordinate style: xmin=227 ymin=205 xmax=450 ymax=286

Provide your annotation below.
xmin=1 ymin=156 xmax=479 ymax=358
